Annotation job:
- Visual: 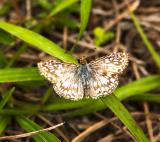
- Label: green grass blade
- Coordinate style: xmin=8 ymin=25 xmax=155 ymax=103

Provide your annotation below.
xmin=49 ymin=0 xmax=77 ymax=16
xmin=64 ymin=75 xmax=160 ymax=116
xmin=70 ymin=0 xmax=92 ymax=52
xmin=0 ymin=50 xmax=7 ymax=68
xmin=114 ymin=75 xmax=160 ymax=100
xmin=42 ymin=98 xmax=94 ymax=111
xmin=0 ymin=109 xmax=37 ymax=115
xmin=41 ymin=87 xmax=53 ymax=104
xmin=0 ymin=67 xmax=42 ymax=82
xmin=0 ymin=21 xmax=78 ymax=64
xmin=130 ymin=12 xmax=160 ymax=68
xmin=62 ymin=100 xmax=103 ymax=116
xmin=130 ymin=93 xmax=160 ymax=103
xmin=0 ymin=1 xmax=11 ymax=16
xmin=0 ymin=29 xmax=14 ymax=45
xmin=6 ymin=44 xmax=27 ymax=68
xmin=38 ymin=0 xmax=53 ymax=11
xmin=101 ymin=94 xmax=149 ymax=142
xmin=0 ymin=87 xmax=15 ymax=109
xmin=0 ymin=72 xmax=159 ymax=115
xmin=79 ymin=0 xmax=92 ymax=38
xmin=1 ymin=76 xmax=159 ymax=116
xmin=0 ymin=116 xmax=11 ymax=135
xmin=16 ymin=116 xmax=61 ymax=142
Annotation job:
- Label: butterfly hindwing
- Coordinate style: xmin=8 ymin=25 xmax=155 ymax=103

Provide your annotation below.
xmin=53 ymin=71 xmax=84 ymax=100
xmin=87 ymin=69 xmax=119 ymax=99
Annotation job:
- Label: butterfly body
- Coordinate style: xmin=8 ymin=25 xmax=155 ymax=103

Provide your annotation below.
xmin=38 ymin=52 xmax=128 ymax=100
xmin=77 ymin=64 xmax=92 ymax=97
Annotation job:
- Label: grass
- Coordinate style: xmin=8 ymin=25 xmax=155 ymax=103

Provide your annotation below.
xmin=130 ymin=12 xmax=160 ymax=69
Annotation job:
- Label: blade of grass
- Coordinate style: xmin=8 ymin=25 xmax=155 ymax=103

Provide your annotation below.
xmin=0 ymin=29 xmax=14 ymax=45
xmin=0 ymin=109 xmax=37 ymax=115
xmin=70 ymin=0 xmax=92 ymax=52
xmin=114 ymin=75 xmax=160 ymax=100
xmin=0 ymin=21 xmax=78 ymax=64
xmin=0 ymin=50 xmax=7 ymax=68
xmin=0 ymin=86 xmax=14 ymax=135
xmin=42 ymin=98 xmax=94 ymax=111
xmin=0 ymin=1 xmax=11 ymax=16
xmin=101 ymin=94 xmax=148 ymax=142
xmin=49 ymin=0 xmax=78 ymax=16
xmin=41 ymin=87 xmax=53 ymax=104
xmin=6 ymin=44 xmax=27 ymax=68
xmin=0 ymin=72 xmax=159 ymax=115
xmin=0 ymin=87 xmax=15 ymax=109
xmin=0 ymin=116 xmax=11 ymax=135
xmin=79 ymin=0 xmax=92 ymax=39
xmin=64 ymin=75 xmax=160 ymax=116
xmin=130 ymin=12 xmax=160 ymax=68
xmin=62 ymin=99 xmax=104 ymax=117
xmin=16 ymin=116 xmax=61 ymax=142
xmin=0 ymin=74 xmax=159 ymax=114
xmin=38 ymin=0 xmax=53 ymax=11
xmin=42 ymin=75 xmax=160 ymax=113
xmin=0 ymin=67 xmax=42 ymax=82
xmin=13 ymin=97 xmax=93 ymax=112
xmin=130 ymin=93 xmax=160 ymax=103
xmin=1 ymin=75 xmax=159 ymax=116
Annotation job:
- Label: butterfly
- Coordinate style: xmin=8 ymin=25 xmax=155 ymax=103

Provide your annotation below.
xmin=37 ymin=52 xmax=128 ymax=100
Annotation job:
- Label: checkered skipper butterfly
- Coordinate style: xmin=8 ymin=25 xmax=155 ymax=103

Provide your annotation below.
xmin=38 ymin=52 xmax=128 ymax=100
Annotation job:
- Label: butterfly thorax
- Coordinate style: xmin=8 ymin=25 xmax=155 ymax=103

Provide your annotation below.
xmin=78 ymin=64 xmax=91 ymax=79
xmin=77 ymin=64 xmax=92 ymax=97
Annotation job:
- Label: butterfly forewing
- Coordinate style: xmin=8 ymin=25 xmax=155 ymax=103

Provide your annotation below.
xmin=38 ymin=59 xmax=84 ymax=100
xmin=89 ymin=52 xmax=128 ymax=75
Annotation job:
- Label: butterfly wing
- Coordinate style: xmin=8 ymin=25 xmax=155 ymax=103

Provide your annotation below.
xmin=88 ymin=71 xmax=119 ymax=99
xmin=89 ymin=52 xmax=128 ymax=75
xmin=88 ymin=52 xmax=128 ymax=99
xmin=53 ymin=71 xmax=84 ymax=100
xmin=38 ymin=59 xmax=84 ymax=100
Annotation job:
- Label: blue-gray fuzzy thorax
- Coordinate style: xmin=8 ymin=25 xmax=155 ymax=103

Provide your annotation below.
xmin=78 ymin=64 xmax=91 ymax=81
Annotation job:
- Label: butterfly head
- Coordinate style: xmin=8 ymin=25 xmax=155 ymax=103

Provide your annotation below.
xmin=79 ymin=56 xmax=87 ymax=65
